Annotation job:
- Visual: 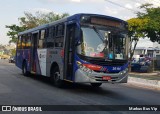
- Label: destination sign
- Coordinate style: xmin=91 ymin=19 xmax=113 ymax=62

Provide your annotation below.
xmin=91 ymin=17 xmax=122 ymax=28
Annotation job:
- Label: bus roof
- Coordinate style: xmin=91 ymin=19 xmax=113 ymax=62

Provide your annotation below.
xmin=18 ymin=13 xmax=127 ymax=35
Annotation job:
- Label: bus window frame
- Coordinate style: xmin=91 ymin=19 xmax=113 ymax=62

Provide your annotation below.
xmin=46 ymin=26 xmax=55 ymax=48
xmin=25 ymin=34 xmax=32 ymax=49
xmin=55 ymin=23 xmax=65 ymax=48
xmin=38 ymin=29 xmax=47 ymax=49
xmin=56 ymin=24 xmax=65 ymax=37
xmin=17 ymin=35 xmax=22 ymax=49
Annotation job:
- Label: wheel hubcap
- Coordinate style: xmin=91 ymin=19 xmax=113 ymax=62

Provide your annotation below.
xmin=54 ymin=72 xmax=60 ymax=81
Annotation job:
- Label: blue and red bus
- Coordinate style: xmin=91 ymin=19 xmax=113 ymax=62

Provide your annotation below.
xmin=16 ymin=13 xmax=129 ymax=87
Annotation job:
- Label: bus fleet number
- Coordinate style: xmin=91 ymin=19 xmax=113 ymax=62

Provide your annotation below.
xmin=112 ymin=67 xmax=121 ymax=71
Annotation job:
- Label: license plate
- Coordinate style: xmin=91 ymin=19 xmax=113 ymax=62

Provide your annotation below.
xmin=102 ymin=76 xmax=111 ymax=80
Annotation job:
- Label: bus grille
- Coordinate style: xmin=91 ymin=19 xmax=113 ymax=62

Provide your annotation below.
xmin=78 ymin=55 xmax=127 ymax=66
xmin=88 ymin=59 xmax=127 ymax=66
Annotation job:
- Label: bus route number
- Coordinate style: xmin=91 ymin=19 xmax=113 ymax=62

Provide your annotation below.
xmin=112 ymin=67 xmax=121 ymax=71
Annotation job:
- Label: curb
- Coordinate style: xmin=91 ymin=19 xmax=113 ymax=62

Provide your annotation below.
xmin=128 ymin=77 xmax=160 ymax=89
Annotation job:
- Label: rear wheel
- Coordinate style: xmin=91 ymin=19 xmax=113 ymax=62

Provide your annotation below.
xmin=22 ymin=62 xmax=29 ymax=76
xmin=51 ymin=66 xmax=63 ymax=87
xmin=91 ymin=83 xmax=102 ymax=87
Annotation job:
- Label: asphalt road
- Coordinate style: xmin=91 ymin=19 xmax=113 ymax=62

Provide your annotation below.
xmin=0 ymin=59 xmax=159 ymax=114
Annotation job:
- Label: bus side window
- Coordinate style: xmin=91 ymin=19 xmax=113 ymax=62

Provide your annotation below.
xmin=21 ymin=35 xmax=26 ymax=49
xmin=55 ymin=24 xmax=65 ymax=47
xmin=26 ymin=34 xmax=31 ymax=49
xmin=49 ymin=26 xmax=55 ymax=39
xmin=46 ymin=26 xmax=55 ymax=48
xmin=38 ymin=30 xmax=46 ymax=49
xmin=17 ymin=36 xmax=22 ymax=49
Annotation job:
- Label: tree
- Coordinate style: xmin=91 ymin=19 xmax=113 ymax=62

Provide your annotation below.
xmin=10 ymin=49 xmax=16 ymax=56
xmin=5 ymin=24 xmax=26 ymax=43
xmin=127 ymin=18 xmax=148 ymax=61
xmin=19 ymin=11 xmax=69 ymax=29
xmin=137 ymin=4 xmax=160 ymax=43
xmin=6 ymin=11 xmax=69 ymax=43
xmin=127 ymin=4 xmax=160 ymax=71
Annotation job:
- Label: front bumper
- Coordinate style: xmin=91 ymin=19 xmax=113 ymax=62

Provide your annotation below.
xmin=74 ymin=68 xmax=128 ymax=83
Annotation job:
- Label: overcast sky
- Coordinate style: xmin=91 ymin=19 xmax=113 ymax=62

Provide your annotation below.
xmin=0 ymin=0 xmax=160 ymax=45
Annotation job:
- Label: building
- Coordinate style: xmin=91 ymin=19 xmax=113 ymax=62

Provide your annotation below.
xmin=134 ymin=47 xmax=160 ymax=58
xmin=133 ymin=38 xmax=160 ymax=57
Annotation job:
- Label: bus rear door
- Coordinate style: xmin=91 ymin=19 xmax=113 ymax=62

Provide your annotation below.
xmin=31 ymin=31 xmax=39 ymax=73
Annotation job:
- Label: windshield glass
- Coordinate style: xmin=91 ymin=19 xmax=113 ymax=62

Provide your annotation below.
xmin=77 ymin=26 xmax=127 ymax=60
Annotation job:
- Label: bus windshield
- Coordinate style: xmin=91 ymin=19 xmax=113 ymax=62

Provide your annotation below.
xmin=77 ymin=25 xmax=127 ymax=60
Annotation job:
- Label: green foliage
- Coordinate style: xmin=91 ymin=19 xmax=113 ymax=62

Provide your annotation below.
xmin=11 ymin=49 xmax=16 ymax=56
xmin=19 ymin=11 xmax=69 ymax=29
xmin=6 ymin=11 xmax=69 ymax=43
xmin=127 ymin=4 xmax=160 ymax=71
xmin=5 ymin=24 xmax=26 ymax=43
xmin=127 ymin=18 xmax=148 ymax=61
xmin=137 ymin=4 xmax=160 ymax=43
xmin=127 ymin=4 xmax=160 ymax=61
xmin=127 ymin=18 xmax=148 ymax=38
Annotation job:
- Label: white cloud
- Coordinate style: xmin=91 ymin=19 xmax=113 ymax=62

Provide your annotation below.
xmin=144 ymin=0 xmax=160 ymax=7
xmin=104 ymin=5 xmax=136 ymax=20
xmin=122 ymin=16 xmax=134 ymax=20
xmin=125 ymin=4 xmax=133 ymax=9
xmin=70 ymin=0 xmax=81 ymax=3
xmin=31 ymin=8 xmax=52 ymax=13
xmin=38 ymin=0 xmax=103 ymax=4
xmin=105 ymin=7 xmax=118 ymax=15
xmin=135 ymin=3 xmax=141 ymax=7
xmin=38 ymin=0 xmax=67 ymax=4
xmin=82 ymin=0 xmax=102 ymax=3
xmin=38 ymin=0 xmax=81 ymax=3
xmin=27 ymin=8 xmax=64 ymax=15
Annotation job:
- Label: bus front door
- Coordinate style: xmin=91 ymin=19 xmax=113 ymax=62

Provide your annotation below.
xmin=31 ymin=32 xmax=38 ymax=73
xmin=64 ymin=23 xmax=76 ymax=81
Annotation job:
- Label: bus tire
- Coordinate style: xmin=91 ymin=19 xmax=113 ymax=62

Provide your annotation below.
xmin=22 ymin=61 xmax=29 ymax=76
xmin=91 ymin=83 xmax=102 ymax=87
xmin=51 ymin=66 xmax=63 ymax=88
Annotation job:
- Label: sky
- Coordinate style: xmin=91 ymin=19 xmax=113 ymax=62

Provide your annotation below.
xmin=0 ymin=0 xmax=160 ymax=45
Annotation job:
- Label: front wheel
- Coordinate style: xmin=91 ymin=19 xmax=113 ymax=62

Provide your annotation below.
xmin=50 ymin=66 xmax=63 ymax=88
xmin=91 ymin=83 xmax=102 ymax=87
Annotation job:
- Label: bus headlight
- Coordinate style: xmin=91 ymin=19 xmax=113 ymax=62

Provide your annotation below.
xmin=77 ymin=61 xmax=83 ymax=68
xmin=122 ymin=68 xmax=128 ymax=74
xmin=123 ymin=70 xmax=127 ymax=74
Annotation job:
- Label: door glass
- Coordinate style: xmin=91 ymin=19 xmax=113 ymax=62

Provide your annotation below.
xmin=64 ymin=23 xmax=76 ymax=80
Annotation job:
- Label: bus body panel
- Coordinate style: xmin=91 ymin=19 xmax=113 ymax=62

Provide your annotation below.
xmin=16 ymin=50 xmax=23 ymax=69
xmin=36 ymin=48 xmax=64 ymax=78
xmin=16 ymin=13 xmax=129 ymax=84
xmin=74 ymin=69 xmax=128 ymax=83
xmin=35 ymin=50 xmax=41 ymax=75
xmin=46 ymin=48 xmax=64 ymax=79
xmin=37 ymin=49 xmax=47 ymax=76
xmin=73 ymin=54 xmax=128 ymax=83
xmin=16 ymin=49 xmax=31 ymax=71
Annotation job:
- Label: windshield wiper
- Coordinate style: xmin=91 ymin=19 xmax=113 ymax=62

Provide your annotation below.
xmin=92 ymin=25 xmax=104 ymax=42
